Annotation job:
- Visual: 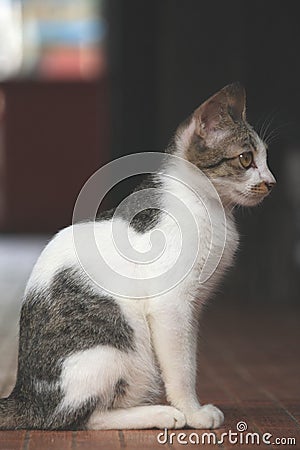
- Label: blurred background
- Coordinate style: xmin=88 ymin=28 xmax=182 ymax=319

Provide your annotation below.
xmin=0 ymin=0 xmax=299 ymax=307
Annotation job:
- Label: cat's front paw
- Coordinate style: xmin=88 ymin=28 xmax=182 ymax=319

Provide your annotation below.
xmin=155 ymin=406 xmax=186 ymax=429
xmin=185 ymin=404 xmax=224 ymax=429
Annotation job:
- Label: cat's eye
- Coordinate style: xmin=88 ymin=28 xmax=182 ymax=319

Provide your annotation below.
xmin=239 ymin=151 xmax=253 ymax=169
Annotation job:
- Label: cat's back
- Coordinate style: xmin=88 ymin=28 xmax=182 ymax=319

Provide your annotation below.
xmin=25 ymin=220 xmax=112 ymax=296
xmin=24 ymin=217 xmax=148 ymax=299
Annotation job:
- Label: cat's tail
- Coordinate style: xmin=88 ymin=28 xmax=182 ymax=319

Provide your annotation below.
xmin=0 ymin=396 xmax=21 ymax=429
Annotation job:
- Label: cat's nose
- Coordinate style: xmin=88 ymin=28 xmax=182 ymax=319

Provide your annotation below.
xmin=265 ymin=181 xmax=276 ymax=192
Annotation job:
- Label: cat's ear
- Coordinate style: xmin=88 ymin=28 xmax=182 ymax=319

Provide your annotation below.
xmin=194 ymin=82 xmax=246 ymax=139
xmin=225 ymin=82 xmax=246 ymax=122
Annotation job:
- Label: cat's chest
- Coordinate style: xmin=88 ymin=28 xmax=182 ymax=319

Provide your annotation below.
xmin=192 ymin=211 xmax=237 ymax=273
xmin=136 ymin=199 xmax=239 ymax=296
xmin=167 ymin=194 xmax=238 ymax=267
xmin=165 ymin=205 xmax=238 ymax=297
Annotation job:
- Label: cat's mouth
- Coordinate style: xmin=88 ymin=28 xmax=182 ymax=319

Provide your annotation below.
xmin=250 ymin=182 xmax=274 ymax=196
xmin=216 ymin=183 xmax=272 ymax=207
xmin=232 ymin=181 xmax=275 ymax=207
xmin=237 ymin=189 xmax=271 ymax=206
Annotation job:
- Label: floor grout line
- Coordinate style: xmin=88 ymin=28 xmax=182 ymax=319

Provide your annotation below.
xmin=22 ymin=430 xmax=30 ymax=450
xmin=71 ymin=430 xmax=77 ymax=449
xmin=118 ymin=430 xmax=126 ymax=448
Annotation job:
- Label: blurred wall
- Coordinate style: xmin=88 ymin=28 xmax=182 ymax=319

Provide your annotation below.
xmin=0 ymin=80 xmax=109 ymax=232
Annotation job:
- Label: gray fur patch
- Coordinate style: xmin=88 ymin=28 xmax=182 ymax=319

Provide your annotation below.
xmin=127 ymin=174 xmax=163 ymax=233
xmin=112 ymin=378 xmax=129 ymax=408
xmin=97 ymin=174 xmax=163 ymax=233
xmin=1 ymin=267 xmax=134 ymax=430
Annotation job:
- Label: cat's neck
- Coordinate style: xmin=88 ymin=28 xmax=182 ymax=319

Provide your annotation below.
xmin=161 ymin=157 xmax=234 ymax=216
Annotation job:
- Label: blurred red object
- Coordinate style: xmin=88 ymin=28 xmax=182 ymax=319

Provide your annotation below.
xmin=38 ymin=47 xmax=106 ymax=80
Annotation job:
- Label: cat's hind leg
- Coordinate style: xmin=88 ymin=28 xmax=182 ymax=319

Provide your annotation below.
xmin=87 ymin=405 xmax=186 ymax=430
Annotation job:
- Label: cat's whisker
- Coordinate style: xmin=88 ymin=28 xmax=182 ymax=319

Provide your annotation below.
xmin=265 ymin=134 xmax=280 ymax=146
xmin=264 ymin=119 xmax=291 ymax=146
xmin=260 ymin=116 xmax=272 ymax=143
xmin=258 ymin=109 xmax=279 ymax=143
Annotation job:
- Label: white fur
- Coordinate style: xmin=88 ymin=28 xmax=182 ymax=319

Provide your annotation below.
xmin=25 ymin=156 xmax=239 ymax=429
xmin=57 ymin=303 xmax=161 ymax=415
xmin=88 ymin=405 xmax=186 ymax=430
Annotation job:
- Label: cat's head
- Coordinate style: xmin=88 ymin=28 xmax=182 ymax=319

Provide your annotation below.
xmin=175 ymin=82 xmax=276 ymax=207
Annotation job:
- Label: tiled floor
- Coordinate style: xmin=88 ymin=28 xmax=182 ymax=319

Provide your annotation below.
xmin=0 ymin=236 xmax=299 ymax=449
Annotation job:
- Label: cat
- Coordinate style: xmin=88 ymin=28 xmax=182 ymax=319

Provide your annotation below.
xmin=0 ymin=82 xmax=276 ymax=430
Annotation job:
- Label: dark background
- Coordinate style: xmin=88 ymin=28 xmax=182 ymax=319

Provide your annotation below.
xmin=1 ymin=0 xmax=300 ymax=303
xmin=106 ymin=0 xmax=300 ymax=304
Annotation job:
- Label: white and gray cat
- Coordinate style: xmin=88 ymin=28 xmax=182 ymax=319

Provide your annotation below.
xmin=0 ymin=83 xmax=275 ymax=430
